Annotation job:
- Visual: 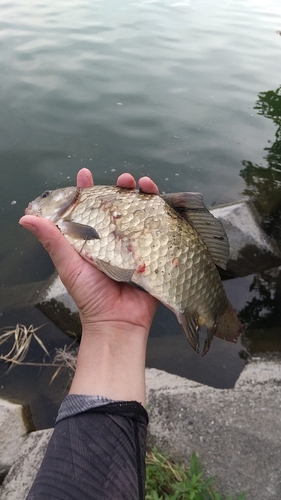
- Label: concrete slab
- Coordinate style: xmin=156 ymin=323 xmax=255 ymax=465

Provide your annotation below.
xmin=43 ymin=275 xmax=77 ymax=314
xmin=235 ymin=358 xmax=281 ymax=387
xmin=1 ymin=362 xmax=280 ymax=500
xmin=211 ymin=200 xmax=281 ymax=276
xmin=0 ymin=399 xmax=34 ymax=482
xmin=146 ymin=362 xmax=281 ymax=500
xmin=0 ymin=429 xmax=53 ymax=500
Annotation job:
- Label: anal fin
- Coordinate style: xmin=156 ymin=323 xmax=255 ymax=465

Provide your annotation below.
xmin=178 ymin=310 xmax=200 ymax=353
xmin=95 ymin=258 xmax=135 ymax=283
xmin=202 ymin=326 xmax=216 ymax=356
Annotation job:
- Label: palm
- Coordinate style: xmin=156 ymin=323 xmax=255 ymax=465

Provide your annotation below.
xmin=62 ymin=169 xmax=159 ymax=331
xmin=62 ymin=254 xmax=158 ymax=332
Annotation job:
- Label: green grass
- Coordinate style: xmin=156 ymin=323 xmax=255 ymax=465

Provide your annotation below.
xmin=145 ymin=449 xmax=246 ymax=500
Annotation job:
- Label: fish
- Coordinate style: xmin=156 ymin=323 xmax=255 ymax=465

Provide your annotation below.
xmin=25 ymin=185 xmax=242 ymax=355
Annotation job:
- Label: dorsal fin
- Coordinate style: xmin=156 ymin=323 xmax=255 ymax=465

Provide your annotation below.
xmin=161 ymin=192 xmax=229 ymax=270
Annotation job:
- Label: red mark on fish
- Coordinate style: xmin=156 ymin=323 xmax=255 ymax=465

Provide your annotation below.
xmin=137 ymin=263 xmax=146 ymax=274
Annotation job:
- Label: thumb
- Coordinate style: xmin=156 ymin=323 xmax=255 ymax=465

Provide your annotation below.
xmin=19 ymin=215 xmax=84 ymax=285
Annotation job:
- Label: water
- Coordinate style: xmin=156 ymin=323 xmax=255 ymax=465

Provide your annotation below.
xmin=1 ymin=0 xmax=281 ymax=427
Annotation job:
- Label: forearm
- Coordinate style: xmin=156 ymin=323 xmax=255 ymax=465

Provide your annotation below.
xmin=69 ymin=322 xmax=149 ymax=405
xmin=27 ymin=398 xmax=148 ymax=500
xmin=26 ymin=323 xmax=150 ymax=500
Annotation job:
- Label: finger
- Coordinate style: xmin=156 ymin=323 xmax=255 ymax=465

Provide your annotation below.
xmin=77 ymin=168 xmax=94 ymax=188
xmin=19 ymin=215 xmax=84 ymax=281
xmin=117 ymin=173 xmax=136 ymax=189
xmin=138 ymin=176 xmax=159 ymax=194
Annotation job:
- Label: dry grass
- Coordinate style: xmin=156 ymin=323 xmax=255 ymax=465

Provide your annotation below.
xmin=0 ymin=323 xmax=78 ymax=382
xmin=0 ymin=323 xmax=49 ymax=366
xmin=50 ymin=345 xmax=78 ymax=383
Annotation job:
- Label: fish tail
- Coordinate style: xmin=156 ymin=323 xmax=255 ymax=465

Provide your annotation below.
xmin=203 ymin=302 xmax=242 ymax=356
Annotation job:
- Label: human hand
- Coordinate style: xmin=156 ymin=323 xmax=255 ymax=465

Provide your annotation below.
xmin=20 ymin=169 xmax=159 ymax=334
xmin=20 ymin=168 xmax=160 ymax=402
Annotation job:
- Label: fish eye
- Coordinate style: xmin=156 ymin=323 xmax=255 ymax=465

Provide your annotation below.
xmin=41 ymin=190 xmax=51 ymax=198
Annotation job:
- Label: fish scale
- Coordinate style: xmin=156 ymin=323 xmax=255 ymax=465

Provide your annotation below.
xmin=25 ymin=184 xmax=242 ymax=354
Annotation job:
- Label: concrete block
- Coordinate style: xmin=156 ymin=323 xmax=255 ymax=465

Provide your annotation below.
xmin=0 ymin=399 xmax=34 ymax=481
xmin=146 ymin=364 xmax=281 ymax=500
xmin=43 ymin=275 xmax=77 ymax=313
xmin=0 ymin=429 xmax=53 ymax=500
xmin=235 ymin=359 xmax=281 ymax=388
xmin=211 ymin=200 xmax=281 ymax=276
xmin=1 ymin=363 xmax=281 ymax=500
xmin=36 ymin=274 xmax=81 ymax=338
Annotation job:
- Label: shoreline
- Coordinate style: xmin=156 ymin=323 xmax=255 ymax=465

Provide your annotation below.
xmin=1 ymin=359 xmax=281 ymax=500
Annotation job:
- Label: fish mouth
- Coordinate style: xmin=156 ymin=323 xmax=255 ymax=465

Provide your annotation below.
xmin=25 ymin=202 xmax=33 ymax=215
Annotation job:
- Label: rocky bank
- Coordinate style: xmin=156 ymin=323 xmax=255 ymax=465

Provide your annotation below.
xmin=0 ymin=360 xmax=280 ymax=500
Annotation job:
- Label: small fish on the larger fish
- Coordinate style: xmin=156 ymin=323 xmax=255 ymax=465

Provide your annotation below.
xmin=25 ymin=184 xmax=242 ymax=355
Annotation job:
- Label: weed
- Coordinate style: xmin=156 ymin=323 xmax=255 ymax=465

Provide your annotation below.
xmin=145 ymin=449 xmax=246 ymax=500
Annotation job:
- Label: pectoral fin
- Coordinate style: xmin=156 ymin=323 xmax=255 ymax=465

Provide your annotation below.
xmin=161 ymin=192 xmax=229 ymax=270
xmin=178 ymin=310 xmax=200 ymax=353
xmin=95 ymin=258 xmax=135 ymax=282
xmin=59 ymin=220 xmax=100 ymax=240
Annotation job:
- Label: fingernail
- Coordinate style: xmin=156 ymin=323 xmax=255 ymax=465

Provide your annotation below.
xmin=19 ymin=220 xmax=39 ymax=235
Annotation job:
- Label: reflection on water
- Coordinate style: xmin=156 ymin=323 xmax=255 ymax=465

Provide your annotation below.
xmin=241 ymin=86 xmax=281 ymax=242
xmin=239 ymin=269 xmax=281 ymax=353
xmin=239 ymin=86 xmax=281 ymax=352
xmin=1 ymin=0 xmax=281 ymax=424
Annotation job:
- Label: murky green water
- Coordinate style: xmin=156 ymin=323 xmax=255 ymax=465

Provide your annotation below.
xmin=1 ymin=0 xmax=281 ymax=427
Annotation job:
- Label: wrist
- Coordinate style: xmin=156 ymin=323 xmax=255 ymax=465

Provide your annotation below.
xmin=69 ymin=321 xmax=149 ymax=405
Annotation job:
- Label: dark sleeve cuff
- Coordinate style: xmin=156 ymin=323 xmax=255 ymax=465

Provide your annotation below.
xmin=56 ymin=394 xmax=114 ymax=423
xmin=56 ymin=394 xmax=149 ymax=425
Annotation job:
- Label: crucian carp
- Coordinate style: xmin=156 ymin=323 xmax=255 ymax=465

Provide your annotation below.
xmin=25 ymin=185 xmax=242 ymax=355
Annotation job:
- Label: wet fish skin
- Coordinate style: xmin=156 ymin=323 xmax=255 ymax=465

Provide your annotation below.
xmin=25 ymin=185 xmax=242 ymax=354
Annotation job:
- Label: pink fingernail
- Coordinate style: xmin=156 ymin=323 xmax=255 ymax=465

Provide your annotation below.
xmin=19 ymin=221 xmax=39 ymax=235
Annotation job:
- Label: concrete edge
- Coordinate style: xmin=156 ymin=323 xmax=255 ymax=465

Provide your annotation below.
xmin=1 ymin=360 xmax=281 ymax=500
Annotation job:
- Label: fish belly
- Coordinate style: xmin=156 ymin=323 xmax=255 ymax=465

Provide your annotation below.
xmin=63 ymin=187 xmax=227 ymax=326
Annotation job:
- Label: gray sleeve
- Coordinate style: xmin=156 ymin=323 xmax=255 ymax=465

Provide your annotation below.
xmin=26 ymin=396 xmax=148 ymax=500
xmin=56 ymin=394 xmax=114 ymax=422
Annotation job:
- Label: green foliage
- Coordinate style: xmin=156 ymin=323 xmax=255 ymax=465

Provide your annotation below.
xmin=145 ymin=449 xmax=246 ymax=500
